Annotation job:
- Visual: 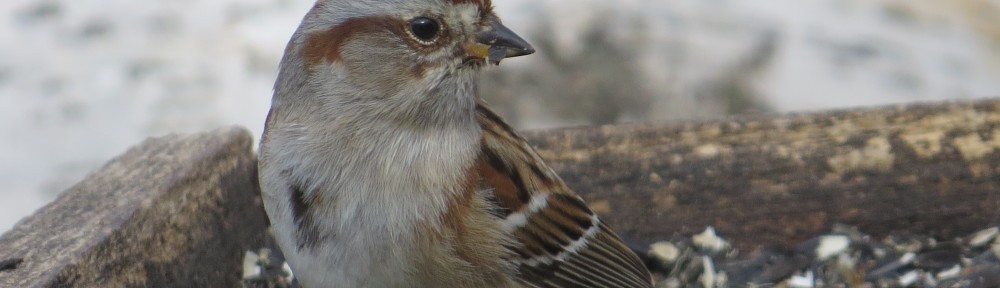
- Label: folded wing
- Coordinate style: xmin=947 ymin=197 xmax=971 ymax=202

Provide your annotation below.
xmin=475 ymin=104 xmax=653 ymax=288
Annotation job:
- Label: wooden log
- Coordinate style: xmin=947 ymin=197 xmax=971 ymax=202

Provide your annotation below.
xmin=2 ymin=99 xmax=998 ymax=286
xmin=0 ymin=127 xmax=268 ymax=287
xmin=523 ymin=99 xmax=1000 ymax=251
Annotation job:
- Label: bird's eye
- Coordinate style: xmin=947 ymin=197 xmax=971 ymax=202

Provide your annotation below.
xmin=408 ymin=17 xmax=440 ymax=43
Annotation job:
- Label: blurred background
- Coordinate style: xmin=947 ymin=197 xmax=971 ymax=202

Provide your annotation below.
xmin=1 ymin=0 xmax=999 ymax=231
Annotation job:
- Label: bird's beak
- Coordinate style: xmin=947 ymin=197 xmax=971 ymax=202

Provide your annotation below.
xmin=465 ymin=17 xmax=535 ymax=65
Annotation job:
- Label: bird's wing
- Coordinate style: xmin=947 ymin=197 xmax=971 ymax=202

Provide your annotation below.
xmin=475 ymin=104 xmax=653 ymax=288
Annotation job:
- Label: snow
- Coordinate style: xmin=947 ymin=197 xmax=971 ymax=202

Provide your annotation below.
xmin=1 ymin=0 xmax=998 ymax=231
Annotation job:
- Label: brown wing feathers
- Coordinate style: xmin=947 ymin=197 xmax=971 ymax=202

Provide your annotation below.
xmin=475 ymin=104 xmax=653 ymax=287
xmin=519 ymin=224 xmax=652 ymax=288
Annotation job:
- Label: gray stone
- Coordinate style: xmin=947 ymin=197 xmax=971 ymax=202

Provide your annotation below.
xmin=0 ymin=127 xmax=268 ymax=287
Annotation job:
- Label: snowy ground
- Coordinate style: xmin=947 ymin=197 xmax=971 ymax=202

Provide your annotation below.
xmin=1 ymin=0 xmax=998 ymax=231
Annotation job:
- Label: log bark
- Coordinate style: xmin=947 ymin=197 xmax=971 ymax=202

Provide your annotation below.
xmin=0 ymin=127 xmax=267 ymax=287
xmin=523 ymin=99 xmax=1000 ymax=251
xmin=1 ymin=99 xmax=998 ymax=286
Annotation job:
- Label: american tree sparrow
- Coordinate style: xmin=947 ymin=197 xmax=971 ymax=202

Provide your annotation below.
xmin=258 ymin=0 xmax=653 ymax=286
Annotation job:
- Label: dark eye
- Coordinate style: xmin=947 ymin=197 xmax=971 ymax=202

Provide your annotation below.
xmin=408 ymin=17 xmax=440 ymax=42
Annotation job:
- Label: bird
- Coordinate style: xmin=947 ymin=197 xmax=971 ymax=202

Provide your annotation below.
xmin=257 ymin=0 xmax=654 ymax=287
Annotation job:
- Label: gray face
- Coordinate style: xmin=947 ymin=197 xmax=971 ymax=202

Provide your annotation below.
xmin=272 ymin=0 xmax=530 ymax=127
xmin=292 ymin=0 xmax=493 ymax=104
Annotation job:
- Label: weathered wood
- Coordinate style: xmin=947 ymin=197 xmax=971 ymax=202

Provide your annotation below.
xmin=0 ymin=127 xmax=268 ymax=287
xmin=2 ymin=99 xmax=998 ymax=286
xmin=524 ymin=99 xmax=1000 ymax=251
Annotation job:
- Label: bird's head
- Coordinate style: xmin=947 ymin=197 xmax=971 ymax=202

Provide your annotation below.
xmin=273 ymin=0 xmax=533 ymax=125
